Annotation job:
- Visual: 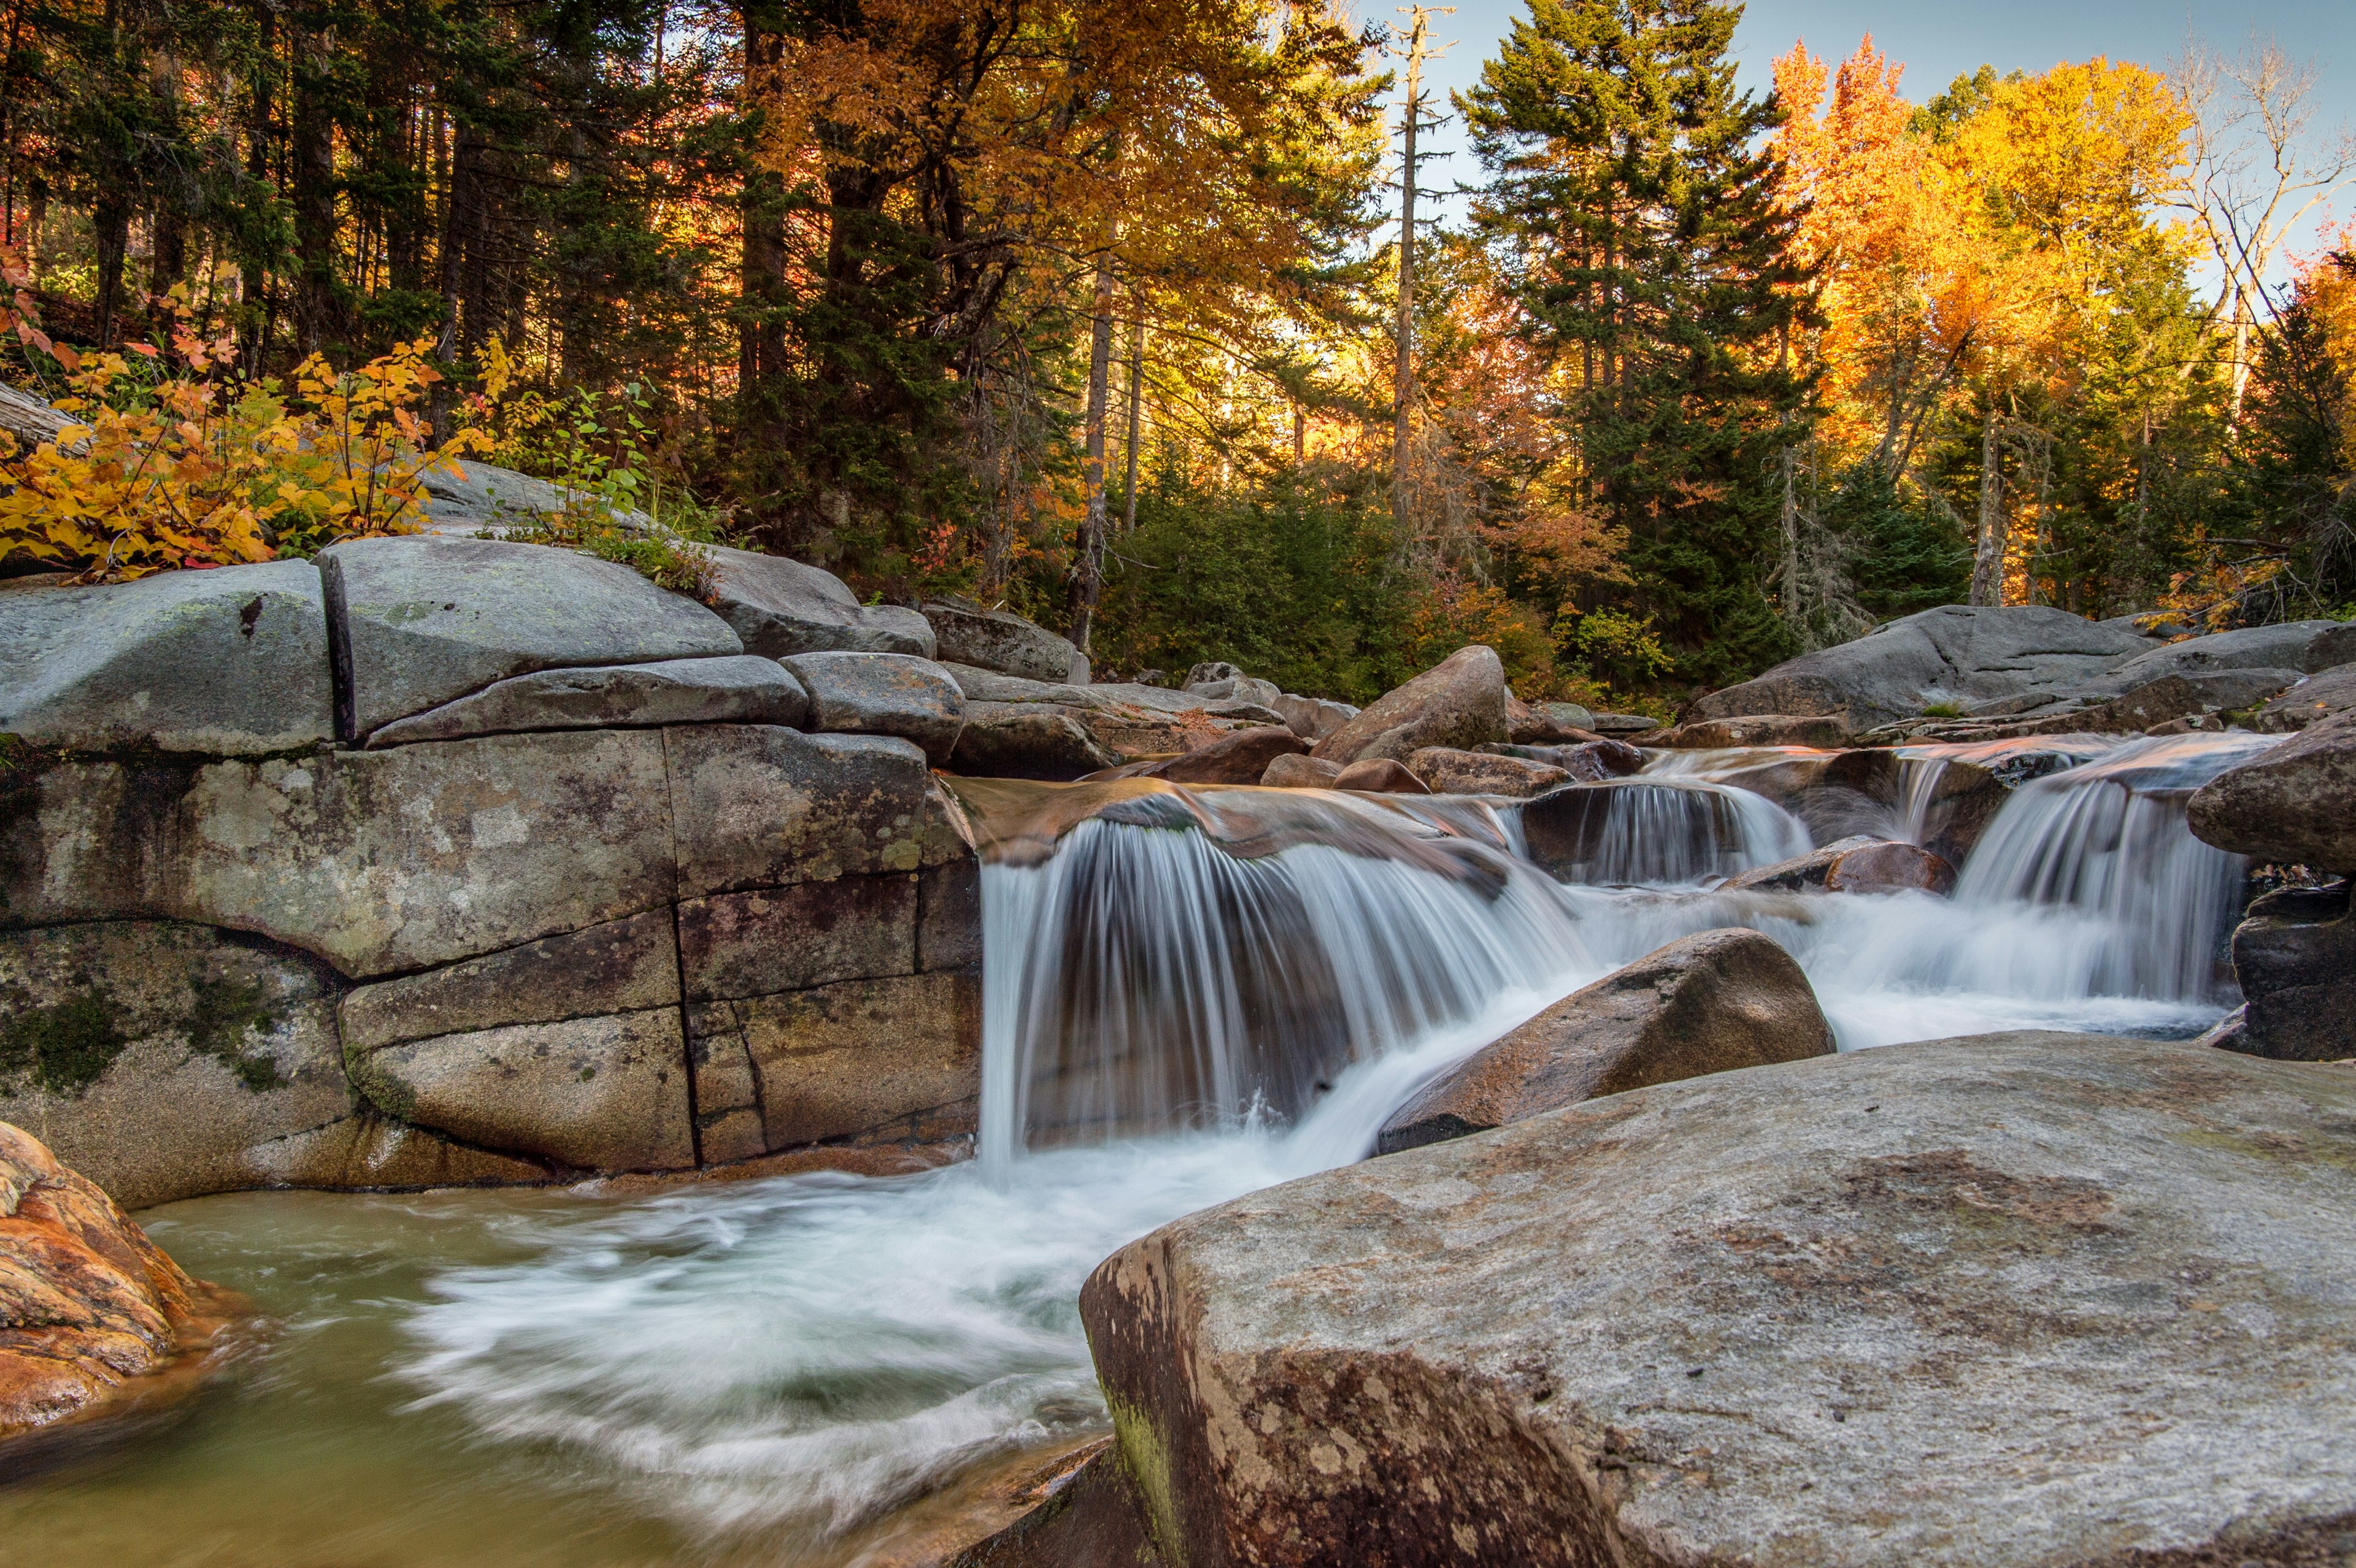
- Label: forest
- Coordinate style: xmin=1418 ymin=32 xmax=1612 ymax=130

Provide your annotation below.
xmin=1 ymin=0 xmax=2352 ymax=713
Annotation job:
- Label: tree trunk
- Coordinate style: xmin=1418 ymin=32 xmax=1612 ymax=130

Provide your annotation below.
xmin=147 ymin=40 xmax=185 ymax=308
xmin=93 ymin=198 xmax=129 ymax=345
xmin=1122 ymin=310 xmax=1144 ymax=532
xmin=1066 ymin=242 xmax=1117 ymax=655
xmin=737 ymin=0 xmax=789 ymax=450
xmin=1969 ymin=402 xmax=2006 ymax=607
xmin=1390 ymin=10 xmax=1424 ymax=537
xmin=290 ymin=13 xmax=339 ymax=355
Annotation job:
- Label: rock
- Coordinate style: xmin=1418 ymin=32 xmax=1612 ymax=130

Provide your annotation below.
xmin=2250 ymin=661 xmax=2356 ymax=732
xmin=357 ymin=1009 xmax=694 ymax=1172
xmin=364 ymin=655 xmax=807 ymax=747
xmin=1504 ymin=693 xmax=1593 ymax=745
xmin=1 ymin=1121 xmax=226 ymax=1442
xmin=1692 ymin=605 xmax=2154 ymax=732
xmin=1538 ymin=701 xmax=1595 ymax=731
xmin=779 ymin=652 xmax=966 ymax=766
xmin=1084 ymin=1033 xmax=2356 ymax=1568
xmin=321 ymin=536 xmax=741 ymax=739
xmin=2085 ymin=667 xmax=2300 ymax=731
xmin=237 ymin=1113 xmax=549 ymax=1190
xmin=949 ymin=1447 xmax=1168 ymax=1568
xmin=338 ymin=909 xmax=679 ymax=1053
xmin=2210 ymin=882 xmax=2356 ymax=1063
xmin=1480 ymin=739 xmax=1646 ymax=782
xmin=1403 ymin=747 xmax=1569 ymax=799
xmin=1648 ymin=713 xmax=1854 ymax=749
xmin=948 ymin=704 xmax=1123 ymax=781
xmin=1584 ymin=711 xmax=1663 ymax=736
xmin=2091 ymin=618 xmax=2356 ymax=695
xmin=1331 ymin=757 xmax=1430 ymax=794
xmin=1719 ymin=834 xmax=1884 ymax=893
xmin=921 ymin=599 xmax=1081 ymax=684
xmin=688 ymin=972 xmax=979 ymax=1154
xmin=1182 ymin=663 xmax=1284 ymax=710
xmin=1128 ymin=728 xmax=1307 ymax=785
xmin=665 ymin=726 xmax=972 ymax=900
xmin=1311 ymin=647 xmax=1509 ymax=766
xmin=413 ymin=458 xmax=650 ymax=536
xmin=3 ymin=730 xmax=680 ymax=978
xmin=704 ymin=546 xmax=935 ymax=660
xmin=677 ymin=873 xmax=915 ymax=1003
xmin=1271 ymin=693 xmax=1357 ymax=742
xmin=0 ymin=922 xmax=352 ymax=1210
xmin=1823 ymin=839 xmax=1958 ymax=894
xmin=1260 ymin=754 xmax=1344 ymax=789
xmin=2189 ymin=710 xmax=2354 ymax=872
xmin=1377 ymin=928 xmax=1833 ymax=1154
xmin=0 ymin=560 xmax=334 ymax=755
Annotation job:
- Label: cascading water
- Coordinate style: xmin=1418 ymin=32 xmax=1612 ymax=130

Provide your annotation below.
xmin=1515 ymin=776 xmax=1809 ymax=885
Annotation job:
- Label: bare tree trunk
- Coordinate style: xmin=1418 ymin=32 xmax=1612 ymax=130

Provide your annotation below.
xmin=1390 ymin=8 xmax=1430 ymax=536
xmin=1121 ymin=310 xmax=1144 ymax=532
xmin=1066 ymin=242 xmax=1117 ymax=654
xmin=1970 ymin=403 xmax=2006 ymax=607
xmin=290 ymin=12 xmax=340 ymax=355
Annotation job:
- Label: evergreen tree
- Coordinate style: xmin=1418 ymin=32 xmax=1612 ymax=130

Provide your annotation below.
xmin=1464 ymin=0 xmax=1811 ymax=686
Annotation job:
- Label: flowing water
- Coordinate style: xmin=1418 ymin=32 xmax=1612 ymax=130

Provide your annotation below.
xmin=1 ymin=732 xmax=2276 ymax=1565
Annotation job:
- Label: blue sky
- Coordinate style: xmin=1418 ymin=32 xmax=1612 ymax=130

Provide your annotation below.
xmin=1388 ymin=0 xmax=2356 ymax=269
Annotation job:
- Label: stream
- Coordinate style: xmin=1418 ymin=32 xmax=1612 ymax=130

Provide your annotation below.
xmin=0 ymin=733 xmax=2265 ymax=1566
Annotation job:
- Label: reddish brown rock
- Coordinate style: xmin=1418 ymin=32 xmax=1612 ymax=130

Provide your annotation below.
xmin=2189 ymin=709 xmax=2356 ymax=873
xmin=1403 ymin=747 xmax=1569 ymax=798
xmin=1 ymin=1121 xmax=232 ymax=1442
xmin=1824 ymin=839 xmax=1958 ymax=896
xmin=1331 ymin=758 xmax=1431 ymax=795
xmin=1136 ymin=727 xmax=1307 ymax=785
xmin=1649 ymin=713 xmax=1854 ymax=749
xmin=1377 ymin=928 xmax=1834 ymax=1154
xmin=1260 ymin=753 xmax=1344 ymax=789
xmin=1311 ymin=646 xmax=1508 ymax=765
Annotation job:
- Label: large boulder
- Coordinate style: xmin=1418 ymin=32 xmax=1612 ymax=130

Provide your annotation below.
xmin=413 ymin=458 xmax=647 ymax=536
xmin=2250 ymin=661 xmax=2356 ymax=732
xmin=704 ymin=545 xmax=935 ymax=660
xmin=1184 ymin=663 xmax=1282 ymax=710
xmin=1082 ymin=1034 xmax=2356 ymax=1568
xmin=364 ymin=655 xmax=807 ymax=747
xmin=1311 ymin=646 xmax=1509 ymax=766
xmin=1377 ymin=928 xmax=1833 ymax=1154
xmin=2089 ymin=618 xmax=2356 ymax=696
xmin=1692 ymin=605 xmax=2152 ymax=732
xmin=2207 ymin=882 xmax=2356 ymax=1062
xmin=779 ymin=652 xmax=966 ymax=766
xmin=1403 ymin=747 xmax=1569 ymax=799
xmin=948 ymin=704 xmax=1122 ymax=782
xmin=0 ymin=921 xmax=353 ymax=1210
xmin=1724 ymin=835 xmax=1956 ymax=897
xmin=320 ymin=535 xmax=741 ymax=739
xmin=1 ymin=1121 xmax=228 ymax=1443
xmin=1109 ymin=728 xmax=1307 ymax=786
xmin=2188 ymin=711 xmax=2352 ymax=872
xmin=2084 ymin=667 xmax=2300 ymax=731
xmin=921 ymin=599 xmax=1081 ymax=684
xmin=0 ymin=561 xmax=333 ymax=754
xmin=1272 ymin=693 xmax=1357 ymax=742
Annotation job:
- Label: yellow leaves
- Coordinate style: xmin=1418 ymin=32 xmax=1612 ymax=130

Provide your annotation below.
xmin=0 ymin=332 xmax=462 ymax=582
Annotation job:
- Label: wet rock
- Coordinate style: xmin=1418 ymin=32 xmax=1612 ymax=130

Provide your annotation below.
xmin=677 ymin=873 xmax=917 ymax=1002
xmin=1693 ymin=605 xmax=2152 ymax=732
xmin=1377 ymin=928 xmax=1833 ymax=1154
xmin=1648 ymin=713 xmax=1854 ymax=749
xmin=0 ymin=921 xmax=352 ymax=1210
xmin=1480 ymin=739 xmax=1645 ymax=782
xmin=338 ymin=909 xmax=680 ymax=1053
xmin=922 ymin=598 xmax=1081 ymax=684
xmin=1403 ymin=747 xmax=1569 ymax=799
xmin=2250 ymin=661 xmax=2356 ymax=732
xmin=948 ymin=704 xmax=1123 ymax=782
xmin=666 ymin=726 xmax=971 ymax=900
xmin=1824 ymin=839 xmax=1958 ymax=895
xmin=2209 ymin=882 xmax=2356 ymax=1063
xmin=3 ymin=730 xmax=679 ymax=978
xmin=1085 ymin=1033 xmax=2356 ymax=1568
xmin=1272 ymin=693 xmax=1357 ymax=742
xmin=1260 ymin=754 xmax=1343 ymax=789
xmin=321 ymin=536 xmax=741 ymax=739
xmin=949 ymin=1447 xmax=1167 ymax=1568
xmin=2086 ymin=667 xmax=2300 ymax=731
xmin=0 ymin=560 xmax=333 ymax=755
xmin=1719 ymin=834 xmax=1884 ymax=893
xmin=239 ymin=1113 xmax=550 ymax=1189
xmin=357 ymin=1009 xmax=693 ymax=1172
xmin=0 ymin=1121 xmax=227 ymax=1443
xmin=779 ymin=651 xmax=966 ymax=766
xmin=704 ymin=545 xmax=936 ymax=659
xmin=2188 ymin=709 xmax=2355 ymax=872
xmin=1331 ymin=757 xmax=1430 ymax=794
xmin=1123 ymin=728 xmax=1307 ymax=785
xmin=1311 ymin=646 xmax=1509 ymax=766
xmin=365 ymin=655 xmax=807 ymax=747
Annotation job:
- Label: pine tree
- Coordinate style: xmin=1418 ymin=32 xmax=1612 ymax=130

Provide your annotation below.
xmin=1465 ymin=0 xmax=1811 ymax=685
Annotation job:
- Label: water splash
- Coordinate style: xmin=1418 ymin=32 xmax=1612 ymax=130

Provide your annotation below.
xmin=1514 ymin=777 xmax=1809 ymax=885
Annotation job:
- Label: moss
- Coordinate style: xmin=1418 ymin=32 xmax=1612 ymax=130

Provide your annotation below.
xmin=187 ymin=975 xmax=287 ymax=1092
xmin=1105 ymin=1389 xmax=1184 ymax=1568
xmin=0 ymin=991 xmax=131 ymax=1095
xmin=1920 ymin=702 xmax=1968 ymax=719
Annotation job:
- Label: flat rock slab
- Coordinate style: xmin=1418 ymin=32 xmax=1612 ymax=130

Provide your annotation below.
xmin=704 ymin=545 xmax=935 ymax=659
xmin=922 ymin=599 xmax=1080 ymax=683
xmin=0 ymin=561 xmax=333 ymax=754
xmin=365 ymin=655 xmax=807 ymax=747
xmin=1085 ymin=1034 xmax=2356 ymax=1568
xmin=780 ymin=652 xmax=967 ymax=766
xmin=2251 ymin=661 xmax=2356 ymax=731
xmin=321 ymin=536 xmax=741 ymax=739
xmin=1405 ymin=747 xmax=1568 ymax=798
xmin=947 ymin=704 xmax=1123 ymax=782
xmin=414 ymin=458 xmax=650 ymax=536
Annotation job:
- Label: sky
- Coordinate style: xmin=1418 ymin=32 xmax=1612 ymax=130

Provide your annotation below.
xmin=1384 ymin=0 xmax=2356 ymax=272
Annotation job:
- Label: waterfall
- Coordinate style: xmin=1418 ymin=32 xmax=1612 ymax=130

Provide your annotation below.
xmin=1952 ymin=733 xmax=2276 ymax=1002
xmin=1515 ymin=777 xmax=1809 ymax=885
